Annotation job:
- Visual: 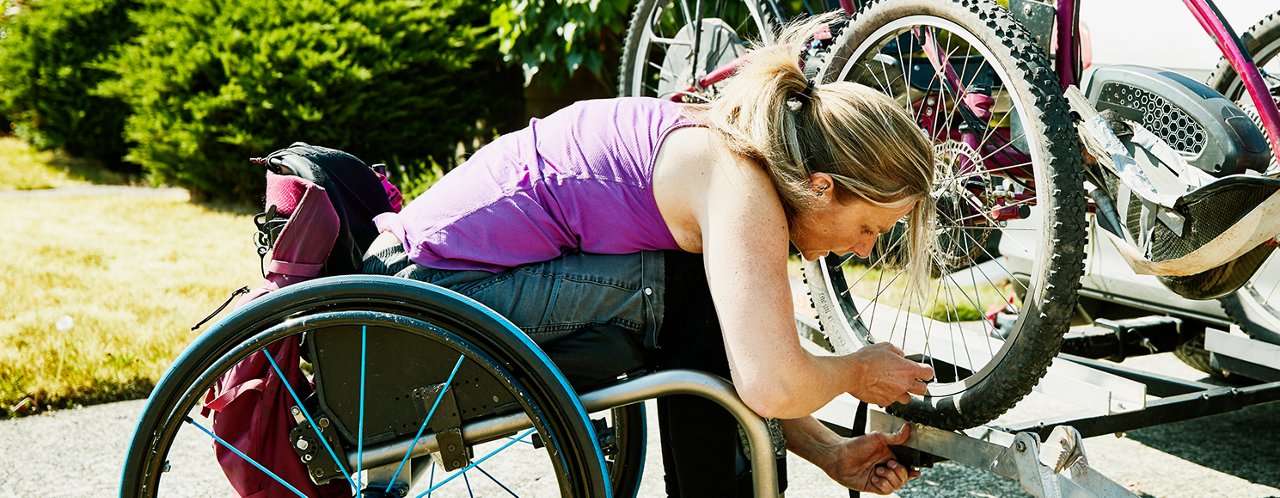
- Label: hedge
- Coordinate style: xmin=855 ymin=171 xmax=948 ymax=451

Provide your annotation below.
xmin=98 ymin=0 xmax=523 ymax=202
xmin=0 ymin=0 xmax=139 ymax=171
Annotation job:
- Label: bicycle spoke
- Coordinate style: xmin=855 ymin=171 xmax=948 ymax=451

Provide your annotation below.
xmin=463 ymin=470 xmax=475 ymax=498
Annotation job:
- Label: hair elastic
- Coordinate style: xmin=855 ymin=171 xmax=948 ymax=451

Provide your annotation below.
xmin=787 ymin=80 xmax=815 ymax=112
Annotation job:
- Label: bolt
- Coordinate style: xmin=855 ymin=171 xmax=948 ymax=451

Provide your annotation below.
xmin=492 ymin=395 xmax=500 ymax=403
xmin=925 ymin=108 xmax=934 ymax=116
xmin=162 ymin=461 xmax=171 ymax=473
xmin=291 ymin=406 xmax=301 ymax=416
xmin=303 ymin=454 xmax=313 ymax=462
xmin=319 ymin=418 xmax=330 ymax=428
xmin=448 ymin=444 xmax=457 ymax=452
xmin=452 ymin=460 xmax=462 ymax=468
xmin=1023 ymin=4 xmax=1033 ymax=16
xmin=1016 ymin=441 xmax=1027 ymax=452
xmin=313 ymin=468 xmax=324 ymax=478
xmin=297 ymin=439 xmax=310 ymax=450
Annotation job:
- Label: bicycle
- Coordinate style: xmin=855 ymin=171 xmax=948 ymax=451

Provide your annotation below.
xmin=619 ymin=0 xmax=1280 ymax=430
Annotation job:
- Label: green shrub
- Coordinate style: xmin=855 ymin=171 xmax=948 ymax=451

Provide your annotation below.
xmin=0 ymin=0 xmax=140 ymax=171
xmin=99 ymin=0 xmax=523 ymax=203
xmin=490 ymin=0 xmax=634 ymax=90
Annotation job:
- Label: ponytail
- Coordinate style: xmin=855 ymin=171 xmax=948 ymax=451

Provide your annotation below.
xmin=697 ymin=11 xmax=939 ymax=295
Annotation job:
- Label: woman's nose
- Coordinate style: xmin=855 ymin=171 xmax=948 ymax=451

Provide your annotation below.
xmin=851 ymin=236 xmax=876 ymax=259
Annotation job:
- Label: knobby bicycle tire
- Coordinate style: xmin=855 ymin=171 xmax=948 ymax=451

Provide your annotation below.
xmin=804 ymin=0 xmax=1086 ymax=430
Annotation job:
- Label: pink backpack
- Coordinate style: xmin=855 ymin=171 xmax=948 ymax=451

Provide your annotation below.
xmin=200 ymin=144 xmax=401 ymax=496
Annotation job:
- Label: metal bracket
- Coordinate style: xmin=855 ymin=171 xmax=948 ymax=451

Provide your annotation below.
xmin=288 ymin=406 xmax=350 ymax=485
xmin=412 ymin=383 xmax=469 ymax=471
xmin=869 ymin=410 xmax=1138 ymax=498
xmin=1010 ymin=0 xmax=1056 ymax=54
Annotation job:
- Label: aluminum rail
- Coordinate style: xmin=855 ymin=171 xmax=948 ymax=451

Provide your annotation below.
xmin=353 ymin=369 xmax=780 ymax=496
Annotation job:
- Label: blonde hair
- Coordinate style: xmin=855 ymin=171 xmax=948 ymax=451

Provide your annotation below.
xmin=697 ymin=13 xmax=937 ymax=293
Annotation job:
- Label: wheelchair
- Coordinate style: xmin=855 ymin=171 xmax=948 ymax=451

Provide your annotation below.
xmin=119 ymin=275 xmax=781 ymax=497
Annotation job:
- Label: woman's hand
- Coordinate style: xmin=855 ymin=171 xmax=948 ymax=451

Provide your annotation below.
xmin=847 ymin=343 xmax=934 ymax=407
xmin=821 ymin=424 xmax=921 ymax=494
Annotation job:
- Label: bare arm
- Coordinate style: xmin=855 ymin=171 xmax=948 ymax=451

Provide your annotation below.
xmin=696 ymin=154 xmax=932 ymax=418
xmin=698 ymin=158 xmax=854 ymax=418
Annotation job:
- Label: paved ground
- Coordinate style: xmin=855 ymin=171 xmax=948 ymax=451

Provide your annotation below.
xmin=2 ymin=352 xmax=1276 ymax=497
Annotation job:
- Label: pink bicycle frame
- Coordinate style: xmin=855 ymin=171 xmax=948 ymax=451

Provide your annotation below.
xmin=677 ymin=0 xmax=1280 ymax=165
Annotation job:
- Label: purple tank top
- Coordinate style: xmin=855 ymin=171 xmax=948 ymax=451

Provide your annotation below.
xmin=375 ymin=97 xmax=697 ymax=272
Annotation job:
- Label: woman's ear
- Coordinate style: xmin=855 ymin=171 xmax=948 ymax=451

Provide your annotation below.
xmin=807 ymin=172 xmax=835 ymax=199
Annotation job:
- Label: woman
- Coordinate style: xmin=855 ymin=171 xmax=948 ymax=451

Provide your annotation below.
xmin=365 ymin=14 xmax=936 ymax=496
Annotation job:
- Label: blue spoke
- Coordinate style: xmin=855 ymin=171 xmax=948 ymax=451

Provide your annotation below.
xmin=476 ymin=464 xmax=520 ymax=497
xmin=386 ymin=354 xmax=467 ymax=492
xmin=184 ymin=416 xmax=307 ymax=498
xmin=505 ymin=435 xmax=534 ymax=445
xmin=418 ymin=428 xmax=537 ymax=498
xmin=263 ymin=348 xmax=357 ymax=490
xmin=428 ymin=461 xmax=436 ymax=498
xmin=357 ymin=325 xmax=368 ymax=490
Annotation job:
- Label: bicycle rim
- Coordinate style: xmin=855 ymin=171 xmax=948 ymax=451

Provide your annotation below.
xmin=619 ymin=0 xmax=780 ymax=100
xmin=805 ymin=0 xmax=1085 ymax=429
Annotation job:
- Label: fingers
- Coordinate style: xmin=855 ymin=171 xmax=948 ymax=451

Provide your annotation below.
xmin=887 ymin=423 xmax=911 ymax=445
xmin=909 ymin=378 xmax=928 ymax=395
xmin=916 ymin=363 xmax=935 ymax=382
xmin=895 ymin=393 xmax=911 ymax=406
xmin=870 ymin=461 xmax=912 ymax=494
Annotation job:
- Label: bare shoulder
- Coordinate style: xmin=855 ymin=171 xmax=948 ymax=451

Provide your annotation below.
xmin=653 ymin=127 xmax=787 ymax=253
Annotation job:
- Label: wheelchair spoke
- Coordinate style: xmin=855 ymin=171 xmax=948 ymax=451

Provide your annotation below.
xmin=357 ymin=325 xmax=368 ymax=490
xmin=418 ymin=428 xmax=538 ymax=498
xmin=476 ymin=464 xmax=520 ymax=497
xmin=184 ymin=416 xmax=308 ymax=498
xmin=263 ymin=349 xmax=358 ymax=490
xmin=427 ymin=460 xmax=436 ymax=497
xmin=387 ymin=354 xmax=467 ymax=493
xmin=462 ymin=470 xmax=475 ymax=498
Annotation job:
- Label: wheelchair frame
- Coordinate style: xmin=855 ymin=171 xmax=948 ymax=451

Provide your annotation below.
xmin=121 ymin=275 xmax=780 ymax=497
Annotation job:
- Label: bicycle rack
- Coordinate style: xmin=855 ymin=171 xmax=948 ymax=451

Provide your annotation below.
xmin=802 ymin=316 xmax=1280 ymax=498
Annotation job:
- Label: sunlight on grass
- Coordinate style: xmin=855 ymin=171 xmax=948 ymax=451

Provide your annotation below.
xmin=790 ymin=256 xmax=1011 ymax=322
xmin=839 ymin=264 xmax=1010 ymax=322
xmin=0 ymin=194 xmax=259 ymax=416
xmin=0 ymin=136 xmax=133 ymax=190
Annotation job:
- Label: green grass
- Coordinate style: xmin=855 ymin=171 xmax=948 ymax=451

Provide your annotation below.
xmin=0 ymin=189 xmax=258 ymax=417
xmin=0 ymin=136 xmax=135 ymax=190
xmin=790 ymin=257 xmax=1008 ymax=322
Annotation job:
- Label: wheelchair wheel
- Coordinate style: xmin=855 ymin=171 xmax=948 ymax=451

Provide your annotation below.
xmin=120 ymin=276 xmax=625 ymax=497
xmin=803 ymin=0 xmax=1086 ymax=430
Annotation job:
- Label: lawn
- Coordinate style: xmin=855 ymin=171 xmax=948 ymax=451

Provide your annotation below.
xmin=0 ymin=137 xmax=134 ymax=190
xmin=0 ymin=138 xmax=260 ymax=417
